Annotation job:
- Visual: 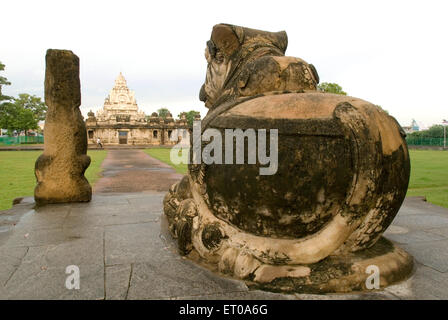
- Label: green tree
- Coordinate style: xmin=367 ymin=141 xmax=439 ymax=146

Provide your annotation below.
xmin=0 ymin=94 xmax=45 ymax=136
xmin=1 ymin=62 xmax=13 ymax=134
xmin=407 ymin=130 xmax=421 ymax=139
xmin=15 ymin=108 xmax=38 ymax=136
xmin=426 ymin=125 xmax=444 ymax=138
xmin=178 ymin=110 xmax=201 ymax=126
xmin=318 ymin=82 xmax=347 ymax=95
xmin=407 ymin=124 xmax=444 ymax=139
xmin=0 ymin=102 xmax=39 ymax=135
xmin=0 ymin=61 xmax=12 ymax=102
xmin=0 ymin=102 xmax=16 ymax=134
xmin=157 ymin=107 xmax=171 ymax=119
xmin=14 ymin=93 xmax=47 ymax=121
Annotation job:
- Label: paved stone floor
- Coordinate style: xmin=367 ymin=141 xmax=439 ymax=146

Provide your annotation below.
xmin=0 ymin=150 xmax=447 ymax=299
xmin=93 ymin=150 xmax=183 ymax=193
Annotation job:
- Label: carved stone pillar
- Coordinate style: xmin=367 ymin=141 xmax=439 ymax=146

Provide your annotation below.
xmin=34 ymin=49 xmax=92 ymax=205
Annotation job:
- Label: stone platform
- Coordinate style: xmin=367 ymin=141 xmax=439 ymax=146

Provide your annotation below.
xmin=1 ymin=193 xmax=448 ymax=300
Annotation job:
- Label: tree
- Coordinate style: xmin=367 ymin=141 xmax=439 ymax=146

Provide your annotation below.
xmin=157 ymin=108 xmax=171 ymax=119
xmin=407 ymin=124 xmax=444 ymax=139
xmin=0 ymin=94 xmax=45 ymax=136
xmin=1 ymin=61 xmax=13 ymax=134
xmin=0 ymin=102 xmax=16 ymax=134
xmin=14 ymin=93 xmax=47 ymax=121
xmin=178 ymin=110 xmax=201 ymax=126
xmin=0 ymin=102 xmax=39 ymax=135
xmin=15 ymin=108 xmax=38 ymax=136
xmin=426 ymin=125 xmax=444 ymax=138
xmin=0 ymin=61 xmax=12 ymax=102
xmin=318 ymin=82 xmax=347 ymax=95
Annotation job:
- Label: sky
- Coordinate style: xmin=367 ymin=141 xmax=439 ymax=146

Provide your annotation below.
xmin=1 ymin=0 xmax=447 ymax=128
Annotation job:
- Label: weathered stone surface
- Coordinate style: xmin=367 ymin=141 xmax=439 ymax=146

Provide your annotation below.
xmin=93 ymin=150 xmax=183 ymax=193
xmin=401 ymin=240 xmax=448 ymax=272
xmin=199 ymin=24 xmax=318 ymax=109
xmin=34 ymin=49 xmax=92 ymax=205
xmin=164 ymin=24 xmax=413 ymax=293
xmin=105 ymin=264 xmax=132 ymax=300
xmin=126 ymin=259 xmax=248 ymax=300
xmin=383 ymin=228 xmax=446 ymax=244
xmin=0 ymin=246 xmax=28 ymax=287
xmin=4 ymin=263 xmax=104 ymax=300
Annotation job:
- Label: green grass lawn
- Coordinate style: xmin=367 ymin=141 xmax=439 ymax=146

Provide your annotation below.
xmin=144 ymin=148 xmax=188 ymax=174
xmin=407 ymin=149 xmax=448 ymax=208
xmin=0 ymin=150 xmax=107 ymax=211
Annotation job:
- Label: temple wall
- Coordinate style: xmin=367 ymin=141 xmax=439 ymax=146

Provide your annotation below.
xmin=86 ymin=126 xmax=188 ymax=146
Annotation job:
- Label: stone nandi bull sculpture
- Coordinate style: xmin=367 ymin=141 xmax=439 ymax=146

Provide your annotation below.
xmin=164 ymin=24 xmax=413 ymax=293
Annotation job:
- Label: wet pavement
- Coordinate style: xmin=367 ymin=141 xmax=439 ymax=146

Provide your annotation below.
xmin=93 ymin=149 xmax=183 ymax=193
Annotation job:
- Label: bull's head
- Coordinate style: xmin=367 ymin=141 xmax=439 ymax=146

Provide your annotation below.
xmin=199 ymin=24 xmax=289 ymax=109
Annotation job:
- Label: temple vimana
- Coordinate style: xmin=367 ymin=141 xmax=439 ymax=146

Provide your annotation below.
xmin=85 ymin=73 xmax=195 ymax=145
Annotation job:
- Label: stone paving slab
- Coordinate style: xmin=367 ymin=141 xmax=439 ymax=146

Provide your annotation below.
xmin=0 ymin=246 xmax=28 ymax=287
xmin=428 ymin=226 xmax=448 ymax=237
xmin=384 ymin=261 xmax=448 ymax=300
xmin=105 ymin=221 xmax=165 ymax=266
xmin=20 ymin=230 xmax=104 ymax=266
xmin=4 ymin=263 xmax=104 ymax=300
xmin=392 ymin=214 xmax=448 ymax=230
xmin=105 ymin=264 xmax=132 ymax=300
xmin=93 ymin=150 xmax=183 ymax=193
xmin=1 ymin=193 xmax=448 ymax=299
xmin=127 ymin=261 xmax=248 ymax=300
xmin=384 ymin=229 xmax=446 ymax=245
xmin=401 ymin=240 xmax=448 ymax=273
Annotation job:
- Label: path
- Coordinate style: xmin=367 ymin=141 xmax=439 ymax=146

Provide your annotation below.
xmin=93 ymin=149 xmax=183 ymax=193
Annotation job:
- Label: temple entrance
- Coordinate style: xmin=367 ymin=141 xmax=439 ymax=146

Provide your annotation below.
xmin=118 ymin=131 xmax=128 ymax=144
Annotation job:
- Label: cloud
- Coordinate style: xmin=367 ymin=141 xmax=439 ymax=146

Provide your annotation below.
xmin=2 ymin=0 xmax=447 ymax=127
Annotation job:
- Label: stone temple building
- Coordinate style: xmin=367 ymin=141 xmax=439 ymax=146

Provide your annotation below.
xmin=85 ymin=73 xmax=194 ymax=145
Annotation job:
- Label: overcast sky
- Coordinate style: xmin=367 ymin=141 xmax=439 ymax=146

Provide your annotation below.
xmin=2 ymin=0 xmax=447 ymax=128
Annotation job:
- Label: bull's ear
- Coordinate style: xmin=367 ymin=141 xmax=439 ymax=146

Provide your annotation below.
xmin=211 ymin=24 xmax=240 ymax=57
xmin=275 ymin=31 xmax=288 ymax=54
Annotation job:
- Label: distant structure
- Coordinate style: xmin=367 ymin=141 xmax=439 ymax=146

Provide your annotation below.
xmin=85 ymin=73 xmax=195 ymax=145
xmin=402 ymin=119 xmax=420 ymax=134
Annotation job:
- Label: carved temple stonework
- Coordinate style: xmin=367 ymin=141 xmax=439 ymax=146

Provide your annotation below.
xmin=85 ymin=73 xmax=193 ymax=145
xmin=163 ymin=24 xmax=414 ymax=294
xmin=95 ymin=72 xmax=146 ymax=124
